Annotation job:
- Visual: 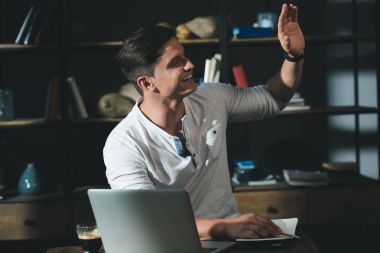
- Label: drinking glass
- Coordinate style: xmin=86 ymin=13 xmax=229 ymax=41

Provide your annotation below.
xmin=76 ymin=223 xmax=102 ymax=253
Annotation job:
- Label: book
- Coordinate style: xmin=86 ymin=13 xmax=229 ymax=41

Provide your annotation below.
xmin=23 ymin=7 xmax=39 ymax=44
xmin=283 ymin=169 xmax=329 ymax=186
xmin=232 ymin=26 xmax=273 ymax=39
xmin=283 ymin=105 xmax=311 ymax=111
xmin=67 ymin=76 xmax=88 ymax=119
xmin=44 ymin=76 xmax=60 ymax=120
xmin=15 ymin=5 xmax=36 ymax=44
xmin=203 ymin=53 xmax=221 ymax=83
xmin=34 ymin=14 xmax=49 ymax=44
xmin=232 ymin=65 xmax=249 ymax=88
xmin=284 ymin=92 xmax=310 ymax=111
xmin=203 ymin=59 xmax=212 ymax=83
xmin=208 ymin=57 xmax=217 ymax=82
xmin=212 ymin=53 xmax=221 ymax=83
xmin=248 ymin=179 xmax=277 ymax=186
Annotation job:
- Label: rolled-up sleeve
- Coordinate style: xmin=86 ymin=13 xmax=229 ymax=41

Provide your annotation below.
xmin=213 ymin=83 xmax=286 ymax=122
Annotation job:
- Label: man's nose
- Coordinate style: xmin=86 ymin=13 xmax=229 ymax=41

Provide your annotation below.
xmin=184 ymin=59 xmax=194 ymax=71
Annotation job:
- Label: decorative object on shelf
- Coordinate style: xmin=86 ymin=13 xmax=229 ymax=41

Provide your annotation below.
xmin=176 ymin=16 xmax=218 ymax=40
xmin=185 ymin=16 xmax=218 ymax=39
xmin=98 ymin=93 xmax=134 ymax=118
xmin=119 ymin=83 xmax=141 ymax=102
xmin=0 ymin=89 xmax=14 ymax=120
xmin=176 ymin=24 xmax=192 ymax=40
xmin=256 ymin=12 xmax=277 ymax=30
xmin=18 ymin=163 xmax=41 ymax=195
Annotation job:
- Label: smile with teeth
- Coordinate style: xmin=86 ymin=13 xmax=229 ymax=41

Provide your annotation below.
xmin=183 ymin=76 xmax=193 ymax=81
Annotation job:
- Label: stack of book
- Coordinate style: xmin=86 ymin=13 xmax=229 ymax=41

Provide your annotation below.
xmin=44 ymin=75 xmax=89 ymax=120
xmin=283 ymin=92 xmax=310 ymax=111
xmin=232 ymin=26 xmax=273 ymax=39
xmin=203 ymin=53 xmax=221 ymax=83
xmin=283 ymin=169 xmax=329 ymax=186
xmin=15 ymin=4 xmax=52 ymax=45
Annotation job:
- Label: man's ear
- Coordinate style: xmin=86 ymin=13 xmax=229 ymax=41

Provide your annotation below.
xmin=136 ymin=76 xmax=155 ymax=92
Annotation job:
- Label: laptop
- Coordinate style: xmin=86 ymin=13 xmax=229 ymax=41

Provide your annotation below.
xmin=87 ymin=189 xmax=236 ymax=253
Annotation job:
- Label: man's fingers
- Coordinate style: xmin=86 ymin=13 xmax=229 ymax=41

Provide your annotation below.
xmin=278 ymin=3 xmax=287 ymax=32
xmin=247 ymin=220 xmax=279 ymax=237
xmin=287 ymin=4 xmax=292 ymax=23
xmin=293 ymin=5 xmax=298 ymax=22
xmin=252 ymin=215 xmax=282 ymax=235
xmin=241 ymin=230 xmax=260 ymax=239
xmin=248 ymin=224 xmax=269 ymax=238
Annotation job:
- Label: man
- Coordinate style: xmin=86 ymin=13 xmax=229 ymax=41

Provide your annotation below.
xmin=104 ymin=4 xmax=304 ymax=240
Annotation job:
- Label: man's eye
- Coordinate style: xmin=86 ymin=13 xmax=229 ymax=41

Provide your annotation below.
xmin=170 ymin=60 xmax=180 ymax=67
xmin=169 ymin=57 xmax=187 ymax=68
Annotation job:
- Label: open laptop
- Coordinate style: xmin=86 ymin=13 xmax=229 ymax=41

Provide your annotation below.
xmin=87 ymin=189 xmax=235 ymax=253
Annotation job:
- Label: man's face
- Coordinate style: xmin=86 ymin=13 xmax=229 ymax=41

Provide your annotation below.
xmin=149 ymin=37 xmax=197 ymax=99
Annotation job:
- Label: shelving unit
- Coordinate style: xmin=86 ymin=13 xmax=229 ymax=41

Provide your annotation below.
xmin=0 ymin=0 xmax=379 ymax=243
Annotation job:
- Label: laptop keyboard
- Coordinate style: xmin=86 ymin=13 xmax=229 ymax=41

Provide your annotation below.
xmin=202 ymin=248 xmax=217 ymax=253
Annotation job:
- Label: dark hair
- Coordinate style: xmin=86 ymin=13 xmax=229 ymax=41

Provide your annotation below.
xmin=116 ymin=25 xmax=176 ymax=84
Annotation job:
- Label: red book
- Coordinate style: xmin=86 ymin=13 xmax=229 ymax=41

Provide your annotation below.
xmin=232 ymin=65 xmax=249 ymax=88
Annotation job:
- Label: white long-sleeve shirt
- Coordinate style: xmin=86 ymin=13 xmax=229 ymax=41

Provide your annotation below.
xmin=104 ymin=83 xmax=284 ymax=219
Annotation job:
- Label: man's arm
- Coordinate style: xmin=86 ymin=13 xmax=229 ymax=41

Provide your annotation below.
xmin=266 ymin=4 xmax=305 ymax=104
xmin=196 ymin=213 xmax=282 ymax=240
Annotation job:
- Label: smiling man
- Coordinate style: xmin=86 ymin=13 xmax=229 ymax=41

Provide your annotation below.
xmin=104 ymin=4 xmax=304 ymax=240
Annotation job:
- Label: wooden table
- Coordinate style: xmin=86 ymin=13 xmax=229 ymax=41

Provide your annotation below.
xmin=46 ymin=235 xmax=319 ymax=253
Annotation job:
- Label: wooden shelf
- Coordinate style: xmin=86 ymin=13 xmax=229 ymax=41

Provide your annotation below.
xmin=67 ymin=107 xmax=377 ymax=125
xmin=70 ymin=118 xmax=122 ymax=124
xmin=1 ymin=107 xmax=375 ymax=128
xmin=0 ymin=118 xmax=61 ymax=128
xmin=0 ymin=44 xmax=56 ymax=53
xmin=69 ymin=38 xmax=219 ymax=52
xmin=4 ymin=35 xmax=371 ymax=53
xmin=233 ymin=174 xmax=379 ymax=192
xmin=0 ymin=191 xmax=65 ymax=203
xmin=70 ymin=41 xmax=123 ymax=51
xmin=278 ymin=106 xmax=377 ymax=117
xmin=230 ymin=34 xmax=375 ymax=46
xmin=179 ymin=38 xmax=219 ymax=45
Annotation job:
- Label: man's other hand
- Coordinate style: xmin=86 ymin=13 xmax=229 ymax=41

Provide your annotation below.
xmin=198 ymin=213 xmax=282 ymax=240
xmin=222 ymin=213 xmax=282 ymax=239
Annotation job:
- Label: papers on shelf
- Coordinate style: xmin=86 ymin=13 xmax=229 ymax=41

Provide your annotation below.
xmin=283 ymin=169 xmax=329 ymax=186
xmin=283 ymin=92 xmax=310 ymax=111
xmin=283 ymin=105 xmax=311 ymax=111
xmin=248 ymin=179 xmax=277 ymax=186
